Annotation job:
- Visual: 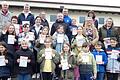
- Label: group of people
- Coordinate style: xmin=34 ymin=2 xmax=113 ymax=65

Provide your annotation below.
xmin=0 ymin=1 xmax=120 ymax=80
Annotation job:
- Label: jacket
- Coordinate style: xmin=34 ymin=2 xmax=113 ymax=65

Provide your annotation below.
xmin=98 ymin=25 xmax=119 ymax=43
xmin=15 ymin=48 xmax=35 ymax=74
xmin=0 ymin=52 xmax=13 ymax=77
xmin=0 ymin=33 xmax=18 ymax=54
xmin=92 ymin=49 xmax=108 ymax=73
xmin=18 ymin=12 xmax=34 ymax=26
xmin=50 ymin=20 xmax=69 ymax=36
xmin=37 ymin=48 xmax=60 ymax=73
xmin=52 ymin=32 xmax=69 ymax=53
xmin=77 ymin=51 xmax=97 ymax=75
xmin=0 ymin=11 xmax=11 ymax=30
xmin=60 ymin=51 xmax=76 ymax=80
xmin=64 ymin=15 xmax=72 ymax=26
xmin=106 ymin=46 xmax=120 ymax=73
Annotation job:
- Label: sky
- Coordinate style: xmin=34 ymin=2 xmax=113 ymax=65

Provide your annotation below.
xmin=28 ymin=0 xmax=120 ymax=7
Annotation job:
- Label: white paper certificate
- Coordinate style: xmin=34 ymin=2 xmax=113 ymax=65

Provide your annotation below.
xmin=26 ymin=32 xmax=34 ymax=41
xmin=57 ymin=34 xmax=64 ymax=43
xmin=103 ymin=37 xmax=110 ymax=49
xmin=22 ymin=21 xmax=30 ymax=25
xmin=111 ymin=50 xmax=119 ymax=59
xmin=0 ymin=56 xmax=6 ymax=66
xmin=45 ymin=48 xmax=52 ymax=59
xmin=72 ymin=28 xmax=77 ymax=35
xmin=8 ymin=35 xmax=15 ymax=44
xmin=19 ymin=56 xmax=28 ymax=67
xmin=39 ymin=35 xmax=46 ymax=44
xmin=61 ymin=59 xmax=69 ymax=70
xmin=14 ymin=24 xmax=20 ymax=35
xmin=82 ymin=55 xmax=89 ymax=63
xmin=96 ymin=55 xmax=103 ymax=63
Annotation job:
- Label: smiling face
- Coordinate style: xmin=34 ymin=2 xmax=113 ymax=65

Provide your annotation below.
xmin=21 ymin=40 xmax=28 ymax=49
xmin=2 ymin=2 xmax=9 ymax=12
xmin=63 ymin=44 xmax=70 ymax=52
xmin=57 ymin=13 xmax=64 ymax=21
xmin=8 ymin=25 xmax=15 ymax=34
xmin=0 ymin=45 xmax=6 ymax=54
xmin=106 ymin=18 xmax=113 ymax=27
xmin=24 ymin=4 xmax=30 ymax=13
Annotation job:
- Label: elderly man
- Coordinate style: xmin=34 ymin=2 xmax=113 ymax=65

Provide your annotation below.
xmin=18 ymin=4 xmax=34 ymax=27
xmin=0 ymin=1 xmax=11 ymax=32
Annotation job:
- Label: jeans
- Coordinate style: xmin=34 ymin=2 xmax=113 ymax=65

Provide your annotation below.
xmin=80 ymin=73 xmax=93 ymax=80
xmin=42 ymin=72 xmax=53 ymax=80
xmin=97 ymin=72 xmax=105 ymax=80
xmin=17 ymin=74 xmax=32 ymax=80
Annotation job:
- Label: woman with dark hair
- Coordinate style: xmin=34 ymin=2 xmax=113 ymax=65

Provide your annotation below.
xmin=87 ymin=10 xmax=98 ymax=29
xmin=98 ymin=18 xmax=119 ymax=49
xmin=0 ymin=42 xmax=13 ymax=80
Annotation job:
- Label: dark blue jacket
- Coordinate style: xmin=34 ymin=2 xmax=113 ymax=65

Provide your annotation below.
xmin=18 ymin=13 xmax=34 ymax=27
xmin=0 ymin=52 xmax=13 ymax=77
xmin=92 ymin=49 xmax=108 ymax=72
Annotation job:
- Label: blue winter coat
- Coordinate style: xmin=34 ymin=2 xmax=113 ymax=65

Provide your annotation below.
xmin=92 ymin=49 xmax=108 ymax=73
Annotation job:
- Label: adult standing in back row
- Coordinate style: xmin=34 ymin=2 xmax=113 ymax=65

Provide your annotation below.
xmin=50 ymin=13 xmax=69 ymax=36
xmin=0 ymin=1 xmax=11 ymax=32
xmin=18 ymin=4 xmax=34 ymax=28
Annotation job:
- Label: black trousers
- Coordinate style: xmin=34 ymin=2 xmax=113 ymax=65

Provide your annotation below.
xmin=107 ymin=72 xmax=118 ymax=80
xmin=42 ymin=72 xmax=53 ymax=80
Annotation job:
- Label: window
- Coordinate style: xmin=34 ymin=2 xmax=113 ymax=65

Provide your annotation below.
xmin=50 ymin=15 xmax=57 ymax=22
xmin=79 ymin=16 xmax=85 ymax=23
xmin=99 ymin=18 xmax=104 ymax=24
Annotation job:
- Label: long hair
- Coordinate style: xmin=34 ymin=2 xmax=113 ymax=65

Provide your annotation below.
xmin=0 ymin=42 xmax=8 ymax=56
xmin=61 ymin=43 xmax=71 ymax=56
xmin=6 ymin=24 xmax=16 ymax=35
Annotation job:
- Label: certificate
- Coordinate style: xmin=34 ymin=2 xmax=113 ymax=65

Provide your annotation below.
xmin=22 ymin=21 xmax=30 ymax=25
xmin=82 ymin=55 xmax=89 ymax=63
xmin=8 ymin=35 xmax=15 ymax=44
xmin=61 ymin=59 xmax=69 ymax=70
xmin=103 ymin=37 xmax=110 ymax=49
xmin=57 ymin=34 xmax=64 ymax=43
xmin=96 ymin=55 xmax=103 ymax=63
xmin=0 ymin=56 xmax=6 ymax=66
xmin=39 ymin=35 xmax=46 ymax=44
xmin=45 ymin=48 xmax=52 ymax=59
xmin=72 ymin=28 xmax=77 ymax=35
xmin=111 ymin=50 xmax=119 ymax=59
xmin=14 ymin=24 xmax=20 ymax=35
xmin=26 ymin=32 xmax=34 ymax=41
xmin=19 ymin=56 xmax=28 ymax=67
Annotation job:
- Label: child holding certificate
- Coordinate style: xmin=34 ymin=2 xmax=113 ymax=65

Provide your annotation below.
xmin=15 ymin=40 xmax=35 ymax=80
xmin=18 ymin=23 xmax=35 ymax=50
xmin=0 ymin=42 xmax=13 ymax=80
xmin=106 ymin=37 xmax=120 ymax=80
xmin=59 ymin=43 xmax=76 ymax=80
xmin=71 ymin=26 xmax=88 ymax=55
xmin=77 ymin=42 xmax=97 ymax=80
xmin=37 ymin=36 xmax=60 ymax=80
xmin=92 ymin=41 xmax=108 ymax=80
xmin=0 ymin=24 xmax=18 ymax=54
xmin=52 ymin=25 xmax=69 ymax=53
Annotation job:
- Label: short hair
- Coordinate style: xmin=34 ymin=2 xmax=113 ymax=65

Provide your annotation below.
xmin=95 ymin=41 xmax=103 ymax=46
xmin=110 ymin=37 xmax=117 ymax=41
xmin=11 ymin=16 xmax=18 ymax=21
xmin=1 ymin=1 xmax=9 ymax=6
xmin=82 ymin=42 xmax=90 ymax=48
